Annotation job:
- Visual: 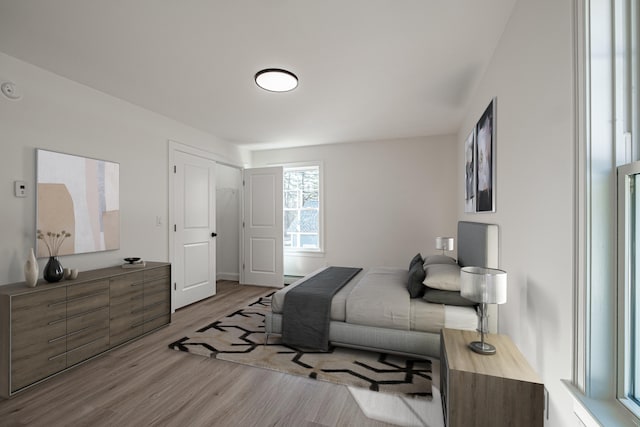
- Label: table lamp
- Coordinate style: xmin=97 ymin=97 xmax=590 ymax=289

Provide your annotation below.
xmin=435 ymin=237 xmax=454 ymax=255
xmin=460 ymin=266 xmax=507 ymax=355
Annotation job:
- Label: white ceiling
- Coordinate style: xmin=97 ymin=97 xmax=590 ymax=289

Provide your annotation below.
xmin=0 ymin=1 xmax=516 ymax=150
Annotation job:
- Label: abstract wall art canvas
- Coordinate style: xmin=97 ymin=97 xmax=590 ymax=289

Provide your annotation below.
xmin=36 ymin=149 xmax=120 ymax=257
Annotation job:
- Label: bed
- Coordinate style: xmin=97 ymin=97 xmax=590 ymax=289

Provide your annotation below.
xmin=264 ymin=221 xmax=499 ymax=359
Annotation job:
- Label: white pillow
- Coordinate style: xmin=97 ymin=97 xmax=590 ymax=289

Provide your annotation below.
xmin=423 ymin=255 xmax=457 ymax=268
xmin=423 ymin=263 xmax=461 ymax=291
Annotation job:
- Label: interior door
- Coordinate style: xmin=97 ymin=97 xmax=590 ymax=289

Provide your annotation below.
xmin=242 ymin=167 xmax=284 ymax=287
xmin=173 ymin=150 xmax=217 ymax=308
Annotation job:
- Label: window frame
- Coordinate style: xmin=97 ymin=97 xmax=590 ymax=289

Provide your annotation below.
xmin=570 ymin=0 xmax=640 ymax=425
xmin=282 ymin=161 xmax=324 ymax=255
xmin=617 ymin=161 xmax=640 ymax=417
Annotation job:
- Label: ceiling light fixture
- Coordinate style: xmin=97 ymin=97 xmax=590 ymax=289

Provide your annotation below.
xmin=255 ymin=68 xmax=298 ymax=92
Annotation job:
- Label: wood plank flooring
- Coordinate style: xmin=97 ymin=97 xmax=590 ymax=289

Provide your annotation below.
xmin=0 ymin=281 xmax=397 ymax=427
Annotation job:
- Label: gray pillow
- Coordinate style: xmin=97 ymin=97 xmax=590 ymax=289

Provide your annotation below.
xmin=423 ymin=263 xmax=461 ymax=291
xmin=423 ymin=288 xmax=476 ymax=306
xmin=409 ymin=253 xmax=423 ymax=270
xmin=423 ymin=255 xmax=457 ymax=267
xmin=407 ymin=262 xmax=427 ymax=298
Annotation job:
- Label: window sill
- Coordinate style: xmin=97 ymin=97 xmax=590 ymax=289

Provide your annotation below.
xmin=563 ymin=380 xmax=639 ymax=427
xmin=284 ymin=250 xmax=325 ymax=257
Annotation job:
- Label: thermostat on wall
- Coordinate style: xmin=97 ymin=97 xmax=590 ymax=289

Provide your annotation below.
xmin=14 ymin=181 xmax=26 ymax=198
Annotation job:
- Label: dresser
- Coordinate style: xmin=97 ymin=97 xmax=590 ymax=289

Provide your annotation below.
xmin=0 ymin=262 xmax=170 ymax=398
xmin=440 ymin=328 xmax=545 ymax=427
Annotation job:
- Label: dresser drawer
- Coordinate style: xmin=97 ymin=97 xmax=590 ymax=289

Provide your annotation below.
xmin=110 ymin=272 xmax=144 ymax=299
xmin=67 ymin=306 xmax=109 ymax=336
xmin=67 ymin=282 xmax=109 ymax=318
xmin=66 ymin=334 xmax=109 ymax=367
xmin=11 ymin=288 xmax=67 ymax=333
xmin=142 ymin=313 xmax=170 ymax=333
xmin=144 ymin=266 xmax=170 ymax=281
xmin=144 ymin=290 xmax=171 ymax=311
xmin=109 ymin=317 xmax=143 ymax=347
xmin=110 ymin=296 xmax=144 ymax=319
xmin=67 ymin=307 xmax=109 ymax=364
xmin=11 ymin=338 xmax=67 ymax=392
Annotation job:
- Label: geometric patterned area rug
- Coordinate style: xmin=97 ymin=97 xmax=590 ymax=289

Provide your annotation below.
xmin=168 ymin=293 xmax=433 ymax=400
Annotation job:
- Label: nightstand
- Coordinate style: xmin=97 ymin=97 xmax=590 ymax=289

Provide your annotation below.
xmin=440 ymin=328 xmax=544 ymax=427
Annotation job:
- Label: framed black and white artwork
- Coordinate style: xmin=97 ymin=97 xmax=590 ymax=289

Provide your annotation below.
xmin=475 ymin=98 xmax=496 ymax=212
xmin=464 ymin=129 xmax=476 ymax=213
xmin=465 ymin=97 xmax=496 ymax=213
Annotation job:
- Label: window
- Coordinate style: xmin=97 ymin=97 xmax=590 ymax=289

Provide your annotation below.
xmin=618 ymin=162 xmax=640 ymax=415
xmin=572 ymin=0 xmax=640 ymax=424
xmin=283 ymin=164 xmax=322 ymax=251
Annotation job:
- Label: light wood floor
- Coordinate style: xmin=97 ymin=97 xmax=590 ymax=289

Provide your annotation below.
xmin=0 ymin=281 xmax=397 ymax=427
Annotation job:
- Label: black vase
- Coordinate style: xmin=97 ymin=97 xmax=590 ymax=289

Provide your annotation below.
xmin=43 ymin=256 xmax=64 ymax=283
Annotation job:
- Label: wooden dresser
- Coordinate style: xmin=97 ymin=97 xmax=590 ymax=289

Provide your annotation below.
xmin=440 ymin=328 xmax=545 ymax=427
xmin=0 ymin=262 xmax=170 ymax=398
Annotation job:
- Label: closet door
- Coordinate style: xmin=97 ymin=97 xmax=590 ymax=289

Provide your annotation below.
xmin=242 ymin=167 xmax=283 ymax=287
xmin=173 ymin=150 xmax=217 ymax=309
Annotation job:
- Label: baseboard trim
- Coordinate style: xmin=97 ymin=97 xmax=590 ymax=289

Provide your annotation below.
xmin=217 ymin=272 xmax=239 ymax=281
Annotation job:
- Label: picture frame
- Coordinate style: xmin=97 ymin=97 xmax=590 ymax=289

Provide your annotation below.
xmin=36 ymin=149 xmax=120 ymax=257
xmin=466 ymin=98 xmax=496 ymax=213
xmin=475 ymin=98 xmax=496 ymax=212
xmin=464 ymin=129 xmax=476 ymax=213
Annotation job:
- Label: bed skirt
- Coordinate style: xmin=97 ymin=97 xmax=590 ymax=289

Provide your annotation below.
xmin=265 ymin=311 xmax=441 ymax=359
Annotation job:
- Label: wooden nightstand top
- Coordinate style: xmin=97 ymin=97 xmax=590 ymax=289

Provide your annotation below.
xmin=442 ymin=328 xmax=542 ymax=385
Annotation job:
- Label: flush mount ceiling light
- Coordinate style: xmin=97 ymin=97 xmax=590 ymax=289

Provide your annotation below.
xmin=255 ymin=68 xmax=298 ymax=92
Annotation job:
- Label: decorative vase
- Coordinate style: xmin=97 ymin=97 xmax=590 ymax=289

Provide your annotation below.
xmin=43 ymin=256 xmax=64 ymax=283
xmin=24 ymin=248 xmax=39 ymax=287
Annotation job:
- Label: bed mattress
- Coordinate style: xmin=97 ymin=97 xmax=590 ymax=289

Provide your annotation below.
xmin=270 ymin=266 xmax=477 ymax=333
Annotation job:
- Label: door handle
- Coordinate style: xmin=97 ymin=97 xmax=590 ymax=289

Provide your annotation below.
xmin=211 ymin=232 xmax=217 ymax=237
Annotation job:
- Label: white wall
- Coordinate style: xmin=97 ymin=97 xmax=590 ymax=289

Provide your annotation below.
xmin=252 ymin=136 xmax=458 ymax=276
xmin=457 ymin=0 xmax=574 ymax=426
xmin=0 ymin=51 xmax=249 ymax=285
xmin=216 ymin=164 xmax=241 ymax=280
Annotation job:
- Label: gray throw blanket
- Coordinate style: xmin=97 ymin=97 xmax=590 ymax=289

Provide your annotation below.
xmin=282 ymin=266 xmax=362 ymax=351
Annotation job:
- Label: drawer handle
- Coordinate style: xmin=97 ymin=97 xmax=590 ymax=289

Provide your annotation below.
xmin=66 ymin=325 xmax=93 ymax=338
xmin=67 ymin=289 xmax=108 ymax=303
xmin=130 ymin=282 xmax=144 ymax=287
xmin=67 ymin=336 xmax=106 ymax=353
xmin=47 ymin=317 xmax=66 ymax=326
xmin=48 ymin=352 xmax=66 ymax=361
xmin=47 ymin=334 xmax=67 ymax=344
xmin=48 ymin=299 xmax=67 ymax=308
xmin=67 ymin=305 xmax=109 ymax=320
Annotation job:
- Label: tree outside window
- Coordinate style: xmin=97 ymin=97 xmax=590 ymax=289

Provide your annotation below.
xmin=283 ymin=166 xmax=320 ymax=250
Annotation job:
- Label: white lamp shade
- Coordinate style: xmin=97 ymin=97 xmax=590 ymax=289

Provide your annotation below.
xmin=435 ymin=237 xmax=454 ymax=251
xmin=460 ymin=266 xmax=507 ymax=304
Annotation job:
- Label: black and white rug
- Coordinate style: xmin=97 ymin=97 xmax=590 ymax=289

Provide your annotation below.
xmin=168 ymin=293 xmax=433 ymax=399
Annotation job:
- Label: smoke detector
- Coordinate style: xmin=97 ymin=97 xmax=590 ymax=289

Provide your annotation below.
xmin=1 ymin=81 xmax=22 ymax=100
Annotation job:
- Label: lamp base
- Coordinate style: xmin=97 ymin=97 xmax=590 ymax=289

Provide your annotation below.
xmin=468 ymin=341 xmax=496 ymax=355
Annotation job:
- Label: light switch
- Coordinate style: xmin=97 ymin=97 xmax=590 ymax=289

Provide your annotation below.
xmin=14 ymin=181 xmax=26 ymax=198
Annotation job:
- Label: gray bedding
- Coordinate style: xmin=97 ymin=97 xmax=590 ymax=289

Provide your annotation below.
xmin=266 ymin=221 xmax=500 ymax=359
xmin=281 ymin=266 xmax=362 ymax=351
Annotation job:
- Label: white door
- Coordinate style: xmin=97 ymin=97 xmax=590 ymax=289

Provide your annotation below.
xmin=242 ymin=167 xmax=284 ymax=287
xmin=173 ymin=151 xmax=217 ymax=308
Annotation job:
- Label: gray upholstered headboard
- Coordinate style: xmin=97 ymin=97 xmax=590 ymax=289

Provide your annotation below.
xmin=457 ymin=221 xmax=500 ymax=333
xmin=457 ymin=221 xmax=499 ymax=269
